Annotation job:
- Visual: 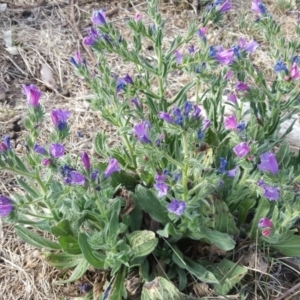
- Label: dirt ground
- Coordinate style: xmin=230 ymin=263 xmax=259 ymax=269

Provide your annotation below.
xmin=1 ymin=0 xmax=300 ymax=299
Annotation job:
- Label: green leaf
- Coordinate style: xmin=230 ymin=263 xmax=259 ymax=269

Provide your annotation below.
xmin=110 ymin=171 xmax=138 ymax=190
xmin=56 ymin=258 xmax=90 ymax=284
xmin=107 ymin=266 xmax=127 ymax=300
xmin=44 ymin=252 xmax=83 ymax=269
xmin=16 ymin=178 xmax=39 ymax=198
xmin=172 ymin=249 xmax=218 ymax=284
xmin=51 ymin=219 xmax=74 ymax=237
xmin=78 ymin=233 xmax=105 ymax=268
xmin=94 ymin=132 xmax=108 ymax=156
xmin=269 ymin=232 xmax=300 ymax=256
xmin=141 ymin=277 xmax=186 ymax=300
xmin=15 ymin=225 xmax=61 ymax=250
xmin=208 ymin=259 xmax=247 ymax=295
xmin=250 ymin=198 xmax=270 ymax=238
xmin=157 ymin=223 xmax=183 ymax=241
xmin=133 ymin=185 xmax=169 ymax=225
xmin=58 ymin=235 xmax=81 ymax=255
xmin=128 ymin=230 xmax=158 ymax=258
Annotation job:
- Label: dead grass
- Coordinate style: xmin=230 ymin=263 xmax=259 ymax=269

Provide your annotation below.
xmin=1 ymin=0 xmax=300 ymax=299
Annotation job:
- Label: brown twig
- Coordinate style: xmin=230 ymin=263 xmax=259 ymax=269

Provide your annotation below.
xmin=275 ymin=281 xmax=300 ymax=300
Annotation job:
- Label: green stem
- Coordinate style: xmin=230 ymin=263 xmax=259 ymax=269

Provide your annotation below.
xmin=4 ymin=167 xmax=33 ymax=178
xmin=159 ymin=150 xmax=183 ymax=169
xmin=25 ymin=212 xmax=54 ymax=220
xmin=35 ymin=170 xmax=47 ymax=194
xmin=123 ymin=133 xmax=137 ymax=169
xmin=94 ymin=190 xmax=108 ymax=222
xmin=182 ymin=132 xmax=189 ymax=201
xmin=195 ymin=80 xmax=200 ymax=104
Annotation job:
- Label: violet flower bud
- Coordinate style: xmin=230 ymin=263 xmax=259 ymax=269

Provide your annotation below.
xmin=258 ymin=217 xmax=273 ymax=228
xmin=0 ymin=195 xmax=13 ymax=217
xmin=91 ymin=10 xmax=106 ymax=25
xmin=34 ymin=143 xmax=46 ymax=155
xmin=22 ymin=84 xmax=41 ymax=108
xmin=41 ymin=158 xmax=51 ymax=166
xmin=104 ymin=158 xmax=120 ymax=178
xmin=80 ymin=151 xmax=91 ymax=170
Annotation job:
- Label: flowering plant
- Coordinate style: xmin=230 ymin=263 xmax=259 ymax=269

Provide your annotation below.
xmin=2 ymin=0 xmax=300 ymax=298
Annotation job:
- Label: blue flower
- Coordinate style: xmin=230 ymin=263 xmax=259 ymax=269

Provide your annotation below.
xmin=217 ymin=157 xmax=227 ymax=174
xmin=167 ymin=199 xmax=186 ymax=216
xmin=274 ymin=59 xmax=288 ymax=72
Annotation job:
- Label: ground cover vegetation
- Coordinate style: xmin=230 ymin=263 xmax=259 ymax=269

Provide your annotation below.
xmin=2 ymin=0 xmax=300 ymax=299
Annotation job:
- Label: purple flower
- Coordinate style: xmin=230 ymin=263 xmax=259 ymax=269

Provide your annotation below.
xmin=224 ymin=115 xmax=237 ymax=130
xmin=251 ymin=0 xmax=266 ymax=14
xmin=104 ymin=158 xmax=120 ymax=178
xmin=33 ymin=143 xmax=46 ymax=155
xmin=236 ymin=82 xmax=249 ymax=91
xmin=224 ymin=70 xmax=233 ymax=80
xmin=257 ymin=180 xmax=280 ymax=201
xmin=188 ymin=45 xmax=195 ymax=54
xmin=83 ymin=28 xmax=99 ymax=46
xmin=91 ymin=10 xmax=106 ymax=25
xmin=91 ymin=169 xmax=99 ymax=181
xmin=258 ymin=217 xmax=273 ymax=228
xmin=1 ymin=136 xmax=11 ymax=151
xmin=173 ymin=108 xmax=183 ymax=126
xmin=41 ymin=158 xmax=51 ymax=166
xmin=219 ymin=0 xmax=231 ymax=13
xmin=22 ymin=84 xmax=41 ymax=108
xmin=0 ymin=142 xmax=8 ymax=152
xmin=209 ymin=46 xmax=217 ymax=58
xmin=237 ymin=120 xmax=246 ymax=132
xmin=193 ymin=105 xmax=201 ymax=118
xmin=183 ymin=101 xmax=193 ymax=116
xmin=0 ymin=195 xmax=13 ymax=217
xmin=174 ymin=50 xmax=182 ymax=64
xmin=124 ymin=74 xmax=133 ymax=84
xmin=257 ymin=151 xmax=278 ymax=174
xmin=133 ymin=121 xmax=151 ymax=143
xmin=274 ymin=60 xmax=288 ymax=73
xmin=69 ymin=171 xmax=86 ymax=185
xmin=197 ymin=129 xmax=204 ymax=140
xmin=227 ymin=166 xmax=239 ymax=177
xmin=202 ymin=119 xmax=211 ymax=130
xmin=50 ymin=143 xmax=64 ymax=158
xmin=215 ymin=49 xmax=234 ymax=65
xmin=290 ymin=62 xmax=300 ymax=80
xmin=158 ymin=112 xmax=173 ymax=123
xmin=51 ymin=109 xmax=70 ymax=130
xmin=173 ymin=172 xmax=181 ymax=181
xmin=167 ymin=199 xmax=186 ymax=216
xmin=197 ymin=27 xmax=207 ymax=41
xmin=154 ymin=182 xmax=169 ymax=198
xmin=217 ymin=157 xmax=227 ymax=174
xmin=70 ymin=51 xmax=84 ymax=67
xmin=80 ymin=151 xmax=91 ymax=170
xmin=134 ymin=13 xmax=141 ymax=22
xmin=233 ymin=142 xmax=250 ymax=157
xmin=244 ymin=40 xmax=259 ymax=53
xmin=131 ymin=97 xmax=140 ymax=108
xmin=227 ymin=93 xmax=237 ymax=103
xmin=154 ymin=174 xmax=167 ymax=182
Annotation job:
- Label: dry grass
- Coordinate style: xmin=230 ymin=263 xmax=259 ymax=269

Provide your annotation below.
xmin=1 ymin=0 xmax=300 ymax=299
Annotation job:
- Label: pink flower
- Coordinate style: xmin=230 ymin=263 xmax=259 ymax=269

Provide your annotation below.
xmin=227 ymin=93 xmax=237 ymax=103
xmin=262 ymin=229 xmax=271 ymax=237
xmin=233 ymin=142 xmax=250 ymax=157
xmin=224 ymin=115 xmax=238 ymax=130
xmin=258 ymin=217 xmax=273 ymax=228
xmin=134 ymin=13 xmax=141 ymax=22
xmin=290 ymin=62 xmax=299 ymax=80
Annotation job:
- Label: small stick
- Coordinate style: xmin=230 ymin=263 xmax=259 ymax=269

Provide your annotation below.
xmin=275 ymin=281 xmax=300 ymax=300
